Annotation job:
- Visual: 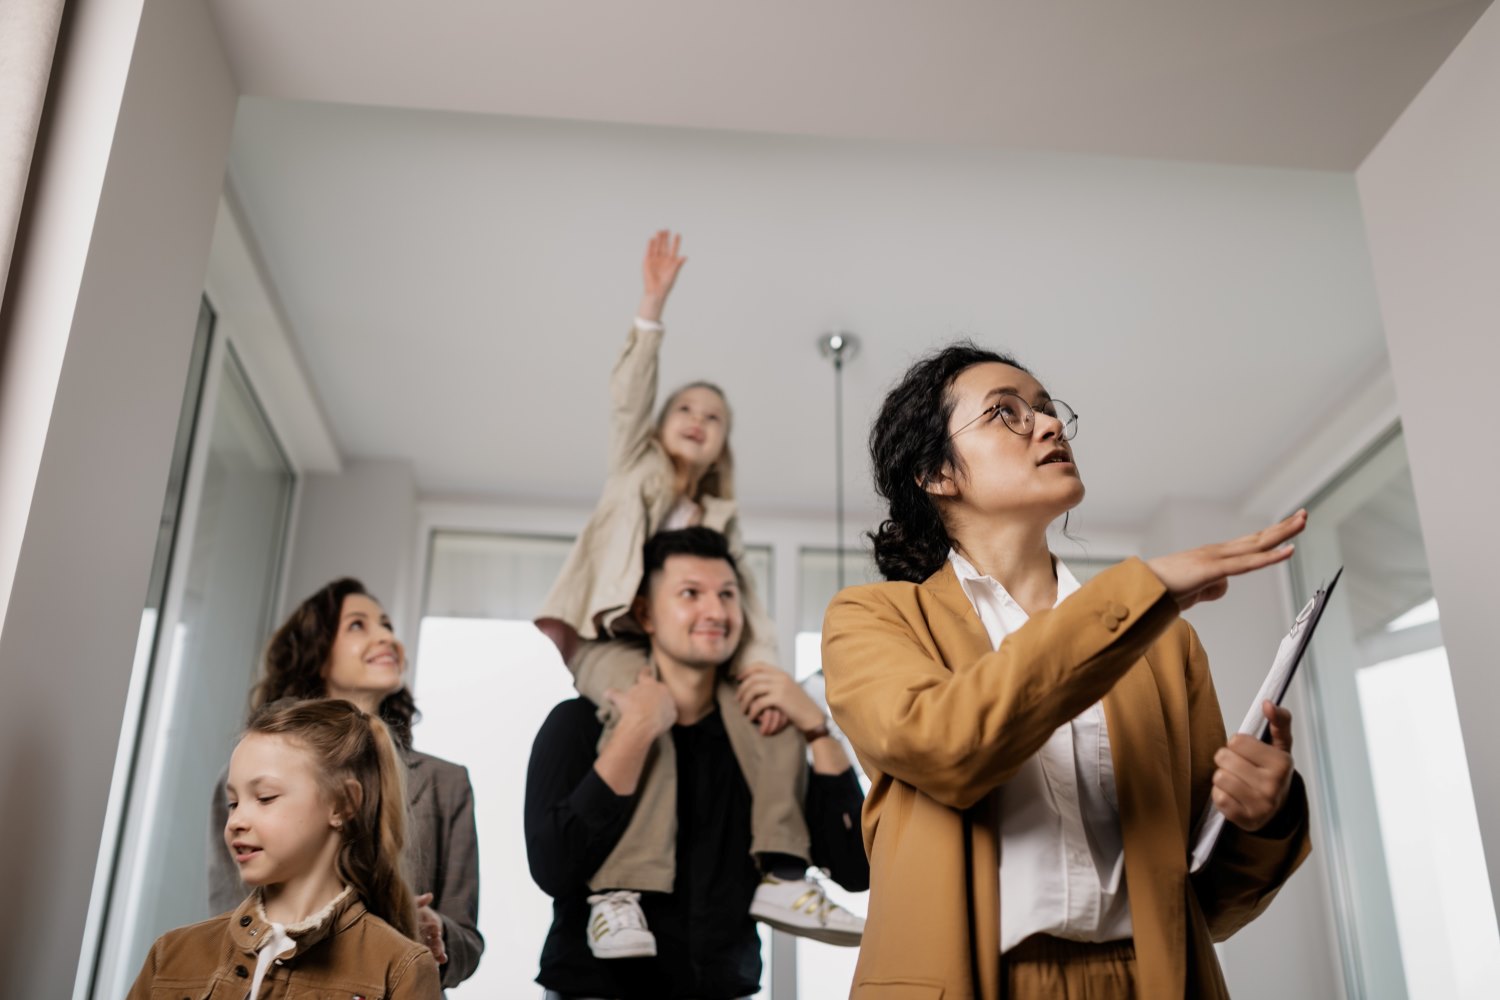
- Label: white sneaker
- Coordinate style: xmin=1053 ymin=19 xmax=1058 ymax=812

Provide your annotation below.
xmin=749 ymin=874 xmax=865 ymax=946
xmin=586 ymin=890 xmax=658 ymax=959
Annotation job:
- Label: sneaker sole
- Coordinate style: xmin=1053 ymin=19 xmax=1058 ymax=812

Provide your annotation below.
xmin=749 ymin=906 xmax=863 ymax=947
xmin=589 ymin=940 xmax=658 ymax=960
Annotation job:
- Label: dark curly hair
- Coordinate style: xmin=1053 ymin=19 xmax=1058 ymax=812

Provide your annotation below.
xmin=868 ymin=341 xmax=1032 ymax=582
xmin=639 ymin=526 xmax=739 ymax=596
xmin=251 ymin=578 xmax=419 ymax=752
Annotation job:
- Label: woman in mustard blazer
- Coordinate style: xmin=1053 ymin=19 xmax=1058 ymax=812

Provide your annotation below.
xmin=822 ymin=343 xmax=1312 ymax=999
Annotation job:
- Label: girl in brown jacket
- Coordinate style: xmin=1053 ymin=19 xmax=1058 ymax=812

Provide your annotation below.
xmin=822 ymin=343 xmax=1312 ymax=998
xmin=208 ymin=578 xmax=484 ymax=988
xmin=130 ymin=699 xmax=442 ymax=1000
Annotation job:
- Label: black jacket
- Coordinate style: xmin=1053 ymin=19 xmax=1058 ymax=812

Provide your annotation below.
xmin=525 ymin=697 xmax=869 ymax=999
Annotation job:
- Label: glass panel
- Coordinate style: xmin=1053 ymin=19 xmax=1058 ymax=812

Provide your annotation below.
xmin=1061 ymin=556 xmax=1119 ymax=583
xmin=792 ymin=547 xmax=874 ymax=996
xmin=424 ymin=534 xmax=772 ymax=620
xmin=76 ymin=300 xmax=214 ymax=1000
xmin=1292 ymin=428 xmax=1500 ymax=1000
xmin=425 ymin=531 xmax=574 ymax=619
xmin=92 ymin=342 xmax=295 ymax=998
xmin=743 ymin=543 xmax=773 ymax=611
xmin=797 ymin=547 xmax=881 ymax=636
xmin=413 ymin=617 xmax=582 ymax=999
xmin=141 ymin=300 xmax=215 ymax=627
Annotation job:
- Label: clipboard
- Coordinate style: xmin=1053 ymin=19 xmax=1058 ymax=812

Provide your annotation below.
xmin=1188 ymin=568 xmax=1342 ymax=873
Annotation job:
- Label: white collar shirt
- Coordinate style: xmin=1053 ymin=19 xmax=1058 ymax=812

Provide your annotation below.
xmin=947 ymin=549 xmax=1132 ymax=954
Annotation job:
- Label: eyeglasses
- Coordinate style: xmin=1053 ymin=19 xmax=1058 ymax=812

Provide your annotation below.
xmin=950 ymin=393 xmax=1079 ymax=441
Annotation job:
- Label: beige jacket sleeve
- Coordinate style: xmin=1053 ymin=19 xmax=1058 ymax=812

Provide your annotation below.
xmin=608 ymin=323 xmax=663 ymax=475
xmin=1182 ymin=623 xmax=1312 ymax=939
xmin=822 ymin=558 xmax=1178 ymax=810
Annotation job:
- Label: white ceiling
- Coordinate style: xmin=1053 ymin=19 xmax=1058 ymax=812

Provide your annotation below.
xmin=225 ymin=98 xmax=1391 ymax=526
xmin=207 ymin=0 xmax=1489 ymax=170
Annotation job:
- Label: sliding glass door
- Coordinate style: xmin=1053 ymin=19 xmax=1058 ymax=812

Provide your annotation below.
xmin=1292 ymin=428 xmax=1500 ymax=1000
xmin=87 ymin=312 xmax=295 ymax=1000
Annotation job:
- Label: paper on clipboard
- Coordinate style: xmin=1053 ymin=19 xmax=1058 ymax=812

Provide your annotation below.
xmin=1188 ymin=568 xmax=1341 ymax=873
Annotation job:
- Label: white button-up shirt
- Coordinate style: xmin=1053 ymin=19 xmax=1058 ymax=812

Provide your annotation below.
xmin=948 ymin=549 xmax=1132 ymax=954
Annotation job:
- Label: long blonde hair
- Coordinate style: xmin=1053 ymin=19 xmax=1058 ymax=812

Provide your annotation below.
xmin=245 ymin=698 xmax=418 ymax=939
xmin=656 ymin=380 xmax=736 ymax=500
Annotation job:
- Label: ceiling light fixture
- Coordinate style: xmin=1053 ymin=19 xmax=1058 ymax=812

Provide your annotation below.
xmin=816 ymin=331 xmax=860 ymax=590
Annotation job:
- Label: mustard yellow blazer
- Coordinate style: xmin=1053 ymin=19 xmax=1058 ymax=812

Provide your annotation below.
xmin=822 ymin=557 xmax=1311 ymax=999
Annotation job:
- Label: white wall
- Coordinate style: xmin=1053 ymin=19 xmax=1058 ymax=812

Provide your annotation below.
xmin=281 ymin=459 xmax=418 ymax=628
xmin=0 ymin=1 xmax=238 ymax=995
xmin=224 ymin=99 xmax=1387 ymax=526
xmin=1357 ymin=2 xmax=1500 ymax=913
xmin=1141 ymin=499 xmax=1344 ymax=1000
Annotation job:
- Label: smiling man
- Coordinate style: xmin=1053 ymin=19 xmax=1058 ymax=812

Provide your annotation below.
xmin=524 ymin=527 xmax=871 ymax=1000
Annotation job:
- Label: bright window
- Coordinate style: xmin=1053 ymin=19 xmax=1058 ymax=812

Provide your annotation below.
xmin=1357 ymin=645 xmax=1500 ymax=999
xmin=1292 ymin=428 xmax=1500 ymax=999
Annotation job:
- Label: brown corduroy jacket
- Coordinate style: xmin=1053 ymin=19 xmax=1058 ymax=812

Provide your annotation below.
xmin=127 ymin=889 xmax=441 ymax=1000
xmin=209 ymin=750 xmax=483 ymax=989
xmin=822 ymin=557 xmax=1311 ymax=999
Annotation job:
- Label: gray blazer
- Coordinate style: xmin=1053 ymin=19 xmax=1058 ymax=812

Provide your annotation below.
xmin=209 ymin=749 xmax=484 ymax=988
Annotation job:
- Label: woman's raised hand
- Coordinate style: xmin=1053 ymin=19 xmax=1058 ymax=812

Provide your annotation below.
xmin=639 ymin=230 xmax=687 ymax=323
xmin=1145 ymin=510 xmax=1307 ymax=612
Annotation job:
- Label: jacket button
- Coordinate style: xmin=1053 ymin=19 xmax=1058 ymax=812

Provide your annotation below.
xmin=1102 ymin=613 xmax=1122 ymax=632
xmin=239 ymin=915 xmax=252 ymax=927
xmin=235 ymin=965 xmax=249 ymax=978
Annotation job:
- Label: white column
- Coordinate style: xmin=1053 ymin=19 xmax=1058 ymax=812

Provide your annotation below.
xmin=0 ymin=0 xmax=66 ymax=303
xmin=1357 ymin=2 xmax=1500 ymax=911
xmin=0 ymin=0 xmax=238 ymax=994
xmin=280 ymin=459 xmax=419 ymax=629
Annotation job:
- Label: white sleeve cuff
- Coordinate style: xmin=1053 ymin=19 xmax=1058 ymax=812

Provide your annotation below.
xmin=633 ymin=317 xmax=665 ymax=332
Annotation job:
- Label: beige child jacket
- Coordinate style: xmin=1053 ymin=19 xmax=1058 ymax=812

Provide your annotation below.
xmin=538 ymin=323 xmax=779 ymax=667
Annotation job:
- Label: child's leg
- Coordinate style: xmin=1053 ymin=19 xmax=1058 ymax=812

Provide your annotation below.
xmin=569 ymin=640 xmax=678 ymax=894
xmin=569 ymin=636 xmax=646 ymax=724
xmin=714 ymin=678 xmax=865 ymax=945
xmin=714 ymin=678 xmax=812 ymax=867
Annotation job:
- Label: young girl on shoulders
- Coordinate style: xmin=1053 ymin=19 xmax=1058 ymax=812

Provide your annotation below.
xmin=131 ymin=699 xmax=441 ymax=1000
xmin=534 ymin=230 xmax=861 ymax=958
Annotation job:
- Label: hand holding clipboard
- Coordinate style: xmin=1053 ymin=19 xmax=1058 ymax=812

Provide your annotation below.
xmin=1189 ymin=569 xmax=1342 ymax=872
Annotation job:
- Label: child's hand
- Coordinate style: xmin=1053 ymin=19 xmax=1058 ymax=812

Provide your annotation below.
xmin=756 ymin=708 xmax=790 ymax=736
xmin=414 ymin=893 xmax=448 ymax=966
xmin=736 ymin=662 xmax=825 ymax=739
xmin=605 ymin=668 xmax=677 ymax=740
xmin=639 ymin=230 xmax=687 ymax=322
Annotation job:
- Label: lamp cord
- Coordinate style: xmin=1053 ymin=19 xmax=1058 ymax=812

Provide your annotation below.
xmin=835 ymin=353 xmax=845 ymax=591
